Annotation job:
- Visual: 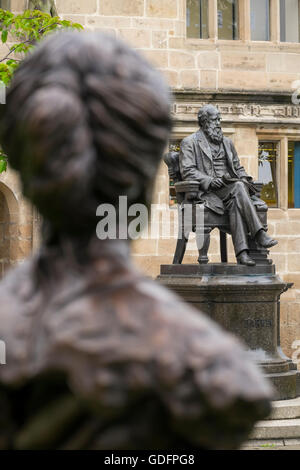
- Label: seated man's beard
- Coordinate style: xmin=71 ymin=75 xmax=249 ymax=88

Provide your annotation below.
xmin=204 ymin=123 xmax=223 ymax=144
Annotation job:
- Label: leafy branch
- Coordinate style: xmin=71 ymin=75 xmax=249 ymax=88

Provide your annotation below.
xmin=0 ymin=8 xmax=84 ymax=172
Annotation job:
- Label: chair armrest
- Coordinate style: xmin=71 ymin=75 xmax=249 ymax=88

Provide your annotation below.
xmin=253 ymin=181 xmax=263 ymax=197
xmin=174 ymin=181 xmax=199 ymax=194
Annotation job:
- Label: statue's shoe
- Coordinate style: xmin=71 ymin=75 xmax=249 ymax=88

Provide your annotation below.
xmin=255 ymin=230 xmax=278 ymax=249
xmin=237 ymin=251 xmax=256 ymax=266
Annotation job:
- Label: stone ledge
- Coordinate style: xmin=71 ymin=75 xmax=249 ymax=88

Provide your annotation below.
xmin=251 ymin=418 xmax=300 ymax=440
xmin=160 ymin=263 xmax=275 ymax=276
xmin=267 ymin=397 xmax=300 ymax=420
xmin=241 ymin=438 xmax=300 ymax=449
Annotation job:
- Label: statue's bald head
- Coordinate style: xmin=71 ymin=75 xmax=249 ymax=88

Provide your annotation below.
xmin=197 ymin=105 xmax=220 ymax=128
xmin=197 ymin=104 xmax=223 ymax=144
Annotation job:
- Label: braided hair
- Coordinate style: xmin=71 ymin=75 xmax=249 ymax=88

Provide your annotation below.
xmin=0 ymin=32 xmax=172 ymax=235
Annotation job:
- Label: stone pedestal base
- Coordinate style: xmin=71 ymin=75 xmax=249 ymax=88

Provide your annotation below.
xmin=157 ymin=264 xmax=299 ymax=400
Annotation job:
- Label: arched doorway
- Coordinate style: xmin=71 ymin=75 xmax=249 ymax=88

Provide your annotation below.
xmin=0 ymin=182 xmax=20 ymax=278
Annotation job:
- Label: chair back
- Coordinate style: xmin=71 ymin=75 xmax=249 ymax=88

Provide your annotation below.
xmin=163 ymin=151 xmax=181 ymax=182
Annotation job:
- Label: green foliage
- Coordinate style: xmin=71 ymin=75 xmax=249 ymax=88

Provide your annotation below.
xmin=0 ymin=151 xmax=7 ymax=172
xmin=0 ymin=8 xmax=84 ymax=172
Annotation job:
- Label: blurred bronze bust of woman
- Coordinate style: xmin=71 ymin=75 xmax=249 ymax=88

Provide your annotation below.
xmin=0 ymin=32 xmax=272 ymax=450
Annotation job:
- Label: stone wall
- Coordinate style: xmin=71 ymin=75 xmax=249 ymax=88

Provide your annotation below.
xmin=0 ymin=169 xmax=36 ymax=277
xmin=7 ymin=0 xmax=300 ymax=362
xmin=131 ymin=118 xmax=300 ymax=360
xmin=11 ymin=0 xmax=300 ymax=94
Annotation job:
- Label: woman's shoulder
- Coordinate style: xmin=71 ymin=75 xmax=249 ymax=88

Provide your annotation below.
xmin=0 ymin=258 xmax=38 ymax=384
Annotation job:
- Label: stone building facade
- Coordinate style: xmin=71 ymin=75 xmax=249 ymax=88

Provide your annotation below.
xmin=2 ymin=0 xmax=300 ymax=362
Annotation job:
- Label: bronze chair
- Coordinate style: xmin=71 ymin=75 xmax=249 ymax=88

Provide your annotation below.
xmin=164 ymin=151 xmax=270 ymax=265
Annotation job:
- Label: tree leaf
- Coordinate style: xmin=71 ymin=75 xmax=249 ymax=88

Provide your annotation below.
xmin=0 ymin=158 xmax=7 ymax=173
xmin=0 ymin=9 xmax=84 ymax=85
xmin=1 ymin=30 xmax=8 ymax=43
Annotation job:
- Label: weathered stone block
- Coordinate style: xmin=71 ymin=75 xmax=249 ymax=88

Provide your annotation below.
xmin=93 ymin=28 xmax=116 ymax=37
xmin=270 ymin=237 xmax=288 ymax=254
xmin=152 ymin=30 xmax=168 ymax=49
xmin=146 ymin=0 xmax=178 ymax=18
xmin=174 ymin=20 xmax=185 ymax=37
xmin=179 ymin=69 xmax=199 ymax=89
xmin=288 ymin=255 xmax=300 ymax=274
xmin=142 ymin=49 xmax=168 ymax=68
xmin=287 ymin=237 xmax=300 ymax=253
xmin=288 ymin=209 xmax=300 ymax=221
xmin=157 ymin=238 xmax=178 ymax=256
xmin=131 ymin=238 xmax=158 ymax=256
xmin=197 ymin=52 xmax=219 ymax=70
xmin=283 ymin=274 xmax=300 ymax=290
xmin=287 ymin=303 xmax=300 ymax=325
xmin=11 ymin=0 xmax=25 ymax=12
xmin=219 ymin=70 xmax=268 ymax=91
xmin=285 ymin=54 xmax=300 ymax=74
xmin=276 ymin=221 xmax=300 ymax=236
xmin=234 ymin=139 xmax=258 ymax=157
xmin=168 ymin=37 xmax=185 ymax=50
xmin=59 ymin=15 xmax=86 ymax=25
xmin=100 ymin=0 xmax=144 ymax=16
xmin=132 ymin=18 xmax=175 ymax=31
xmin=119 ymin=29 xmax=152 ymax=48
xmin=268 ymin=209 xmax=288 ymax=221
xmin=132 ymin=254 xmax=167 ymax=277
xmin=18 ymin=224 xmax=33 ymax=239
xmin=266 ymin=53 xmax=286 ymax=73
xmin=56 ymin=0 xmax=97 ymax=14
xmin=271 ymin=254 xmax=287 ymax=273
xmin=160 ymin=69 xmax=179 ymax=88
xmin=169 ymin=51 xmax=196 ymax=69
xmin=221 ymin=52 xmax=266 ymax=71
xmin=267 ymin=73 xmax=300 ymax=92
xmin=200 ymin=70 xmax=217 ymax=90
xmin=87 ymin=16 xmax=131 ymax=29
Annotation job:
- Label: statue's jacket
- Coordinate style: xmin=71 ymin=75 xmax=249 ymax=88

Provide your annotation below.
xmin=179 ymin=129 xmax=252 ymax=215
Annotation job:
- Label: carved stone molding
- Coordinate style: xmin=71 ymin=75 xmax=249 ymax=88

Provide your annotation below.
xmin=172 ymin=92 xmax=300 ymax=125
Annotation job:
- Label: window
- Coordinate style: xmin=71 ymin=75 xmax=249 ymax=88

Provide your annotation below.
xmin=288 ymin=142 xmax=300 ymax=208
xmin=280 ymin=0 xmax=300 ymax=42
xmin=168 ymin=141 xmax=181 ymax=206
xmin=218 ymin=0 xmax=239 ymax=40
xmin=187 ymin=0 xmax=209 ymax=39
xmin=251 ymin=0 xmax=270 ymax=41
xmin=258 ymin=142 xmax=278 ymax=208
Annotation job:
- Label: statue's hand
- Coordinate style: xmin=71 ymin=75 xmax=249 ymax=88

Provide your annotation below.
xmin=210 ymin=178 xmax=224 ymax=189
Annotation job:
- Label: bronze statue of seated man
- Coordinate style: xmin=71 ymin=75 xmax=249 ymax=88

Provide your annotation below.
xmin=179 ymin=104 xmax=278 ymax=266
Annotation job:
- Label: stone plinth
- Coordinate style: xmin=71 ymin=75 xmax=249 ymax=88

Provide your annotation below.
xmin=157 ymin=264 xmax=299 ymax=400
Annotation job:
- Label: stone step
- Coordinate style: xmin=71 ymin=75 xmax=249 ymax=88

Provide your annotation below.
xmin=267 ymin=397 xmax=300 ymax=420
xmin=250 ymin=418 xmax=300 ymax=440
xmin=241 ymin=438 xmax=300 ymax=449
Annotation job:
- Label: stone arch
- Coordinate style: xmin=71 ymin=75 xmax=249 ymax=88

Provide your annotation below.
xmin=0 ymin=181 xmax=20 ymax=277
